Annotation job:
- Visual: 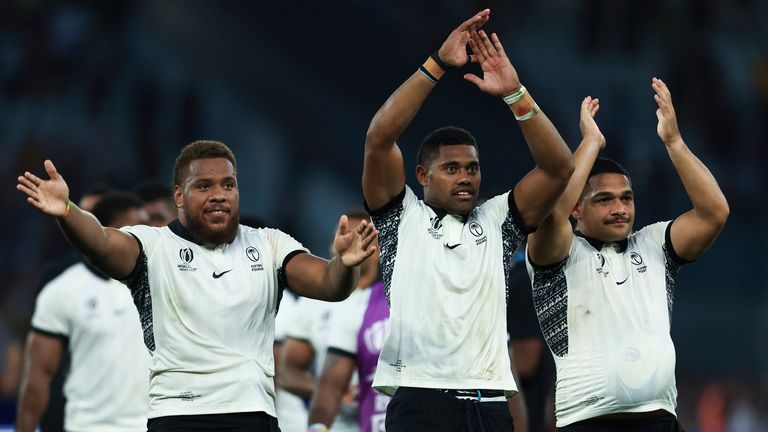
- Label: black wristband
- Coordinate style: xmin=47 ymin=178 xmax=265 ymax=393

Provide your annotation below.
xmin=430 ymin=51 xmax=452 ymax=71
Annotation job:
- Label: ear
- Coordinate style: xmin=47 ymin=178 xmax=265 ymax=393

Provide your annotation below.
xmin=416 ymin=165 xmax=429 ymax=187
xmin=571 ymin=201 xmax=582 ymax=220
xmin=173 ymin=185 xmax=184 ymax=208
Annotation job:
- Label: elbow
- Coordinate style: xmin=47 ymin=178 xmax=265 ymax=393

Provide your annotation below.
xmin=713 ymin=199 xmax=730 ymax=228
xmin=365 ymin=114 xmax=396 ymax=151
xmin=699 ymin=199 xmax=730 ymax=232
xmin=559 ymin=153 xmax=576 ymax=181
xmin=549 ymin=155 xmax=575 ymax=190
xmin=365 ymin=127 xmax=387 ymax=151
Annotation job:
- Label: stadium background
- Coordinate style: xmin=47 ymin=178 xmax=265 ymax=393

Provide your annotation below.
xmin=0 ymin=0 xmax=766 ymax=429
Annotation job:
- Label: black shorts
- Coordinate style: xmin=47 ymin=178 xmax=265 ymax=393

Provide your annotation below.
xmin=147 ymin=411 xmax=280 ymax=432
xmin=385 ymin=387 xmax=514 ymax=432
xmin=559 ymin=413 xmax=685 ymax=432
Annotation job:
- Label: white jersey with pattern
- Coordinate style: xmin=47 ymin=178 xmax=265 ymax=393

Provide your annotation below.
xmin=526 ymin=221 xmax=689 ymax=427
xmin=370 ymin=186 xmax=528 ymax=396
xmin=120 ymin=221 xmax=307 ymax=419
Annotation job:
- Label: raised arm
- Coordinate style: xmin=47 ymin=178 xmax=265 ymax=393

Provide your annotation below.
xmin=285 ymin=216 xmax=377 ymax=302
xmin=464 ymin=30 xmax=574 ymax=229
xmin=363 ymin=10 xmax=490 ymax=210
xmin=653 ymin=78 xmax=729 ymax=261
xmin=528 ymin=97 xmax=604 ymax=265
xmin=15 ymin=332 xmax=64 ymax=432
xmin=16 ymin=160 xmax=139 ymax=279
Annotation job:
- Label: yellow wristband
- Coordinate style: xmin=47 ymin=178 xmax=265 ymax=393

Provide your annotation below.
xmin=62 ymin=198 xmax=71 ymax=218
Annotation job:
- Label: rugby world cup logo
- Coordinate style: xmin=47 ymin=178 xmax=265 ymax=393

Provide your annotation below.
xmin=179 ymin=248 xmax=194 ymax=263
xmin=427 ymin=216 xmax=443 ymax=240
xmin=177 ymin=247 xmax=197 ymax=271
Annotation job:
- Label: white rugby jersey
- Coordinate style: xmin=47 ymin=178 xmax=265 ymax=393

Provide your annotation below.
xmin=286 ymin=296 xmax=359 ymax=432
xmin=370 ymin=186 xmax=528 ymax=396
xmin=32 ymin=262 xmax=149 ymax=432
xmin=274 ymin=293 xmax=308 ymax=432
xmin=120 ymin=220 xmax=307 ymax=419
xmin=526 ymin=221 xmax=689 ymax=427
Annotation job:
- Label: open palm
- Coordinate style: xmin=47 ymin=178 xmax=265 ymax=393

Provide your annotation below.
xmin=464 ymin=30 xmax=521 ymax=97
xmin=17 ymin=160 xmax=70 ymax=217
xmin=437 ymin=9 xmax=490 ymax=68
xmin=334 ymin=215 xmax=378 ymax=267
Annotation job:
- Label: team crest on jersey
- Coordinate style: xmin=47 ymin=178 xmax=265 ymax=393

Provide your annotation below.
xmin=177 ymin=247 xmax=197 ymax=272
xmin=245 ymin=246 xmax=263 ymax=271
xmin=595 ymin=252 xmax=609 ymax=278
xmin=427 ymin=216 xmax=443 ymax=239
xmin=469 ymin=221 xmax=487 ymax=245
xmin=630 ymin=252 xmax=647 ymax=273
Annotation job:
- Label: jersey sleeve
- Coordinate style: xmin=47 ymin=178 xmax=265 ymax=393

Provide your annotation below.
xmin=120 ymin=224 xmax=162 ymax=259
xmin=637 ymin=220 xmax=691 ymax=266
xmin=481 ymin=191 xmax=533 ymax=235
xmin=285 ymin=297 xmax=314 ymax=342
xmin=263 ymin=228 xmax=309 ymax=271
xmin=636 ymin=221 xmax=669 ymax=249
xmin=326 ymin=289 xmax=369 ymax=356
xmin=275 ymin=294 xmax=298 ymax=343
xmin=31 ymin=277 xmax=73 ymax=338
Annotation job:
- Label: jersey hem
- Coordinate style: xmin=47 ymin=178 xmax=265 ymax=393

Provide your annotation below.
xmin=373 ymin=377 xmax=518 ymax=398
xmin=555 ymin=401 xmax=676 ymax=427
xmin=64 ymin=424 xmax=148 ymax=432
xmin=147 ymin=403 xmax=276 ymax=419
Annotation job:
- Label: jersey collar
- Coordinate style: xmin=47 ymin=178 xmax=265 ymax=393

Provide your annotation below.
xmin=169 ymin=219 xmax=235 ymax=248
xmin=575 ymin=230 xmax=628 ymax=253
xmin=425 ymin=202 xmax=470 ymax=224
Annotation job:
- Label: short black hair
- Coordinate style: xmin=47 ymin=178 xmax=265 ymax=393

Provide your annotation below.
xmin=91 ymin=192 xmax=144 ymax=227
xmin=173 ymin=140 xmax=237 ymax=188
xmin=416 ymin=126 xmax=478 ymax=167
xmin=588 ymin=157 xmax=631 ymax=184
xmin=132 ymin=180 xmax=172 ymax=203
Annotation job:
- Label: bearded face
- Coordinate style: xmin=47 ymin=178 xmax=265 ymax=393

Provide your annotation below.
xmin=175 ymin=158 xmax=241 ymax=246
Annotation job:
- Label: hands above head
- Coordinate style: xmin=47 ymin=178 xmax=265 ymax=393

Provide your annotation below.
xmin=436 ymin=9 xmax=490 ymax=69
xmin=333 ymin=215 xmax=378 ymax=268
xmin=463 ymin=30 xmax=521 ymax=97
xmin=652 ymin=77 xmax=682 ymax=146
xmin=579 ymin=96 xmax=605 ymax=149
xmin=16 ymin=160 xmax=71 ymax=217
